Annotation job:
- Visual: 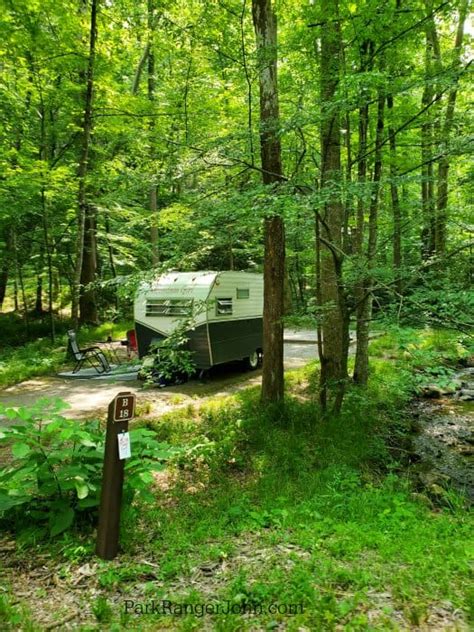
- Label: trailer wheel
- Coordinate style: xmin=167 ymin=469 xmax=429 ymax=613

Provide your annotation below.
xmin=245 ymin=351 xmax=259 ymax=370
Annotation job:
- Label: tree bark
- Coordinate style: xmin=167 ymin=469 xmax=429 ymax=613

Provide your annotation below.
xmin=72 ymin=0 xmax=98 ymax=327
xmin=420 ymin=21 xmax=437 ymax=258
xmin=42 ymin=201 xmax=56 ymax=341
xmin=356 ymin=98 xmax=369 ymax=257
xmin=387 ymin=93 xmax=402 ymax=295
xmin=148 ymin=0 xmax=159 ymax=266
xmin=0 ymin=265 xmax=8 ymax=311
xmin=79 ymin=207 xmax=98 ymax=323
xmin=240 ymin=0 xmax=255 ymax=166
xmin=318 ymin=0 xmax=348 ymax=410
xmin=39 ymin=98 xmax=56 ymax=340
xmin=352 ymin=40 xmax=371 ymax=384
xmin=435 ymin=0 xmax=468 ymax=255
xmin=132 ymin=42 xmax=150 ymax=95
xmin=314 ymin=197 xmax=325 ymax=409
xmin=354 ymin=88 xmax=385 ymax=386
xmin=0 ymin=229 xmax=12 ymax=312
xmin=35 ymin=273 xmax=44 ymax=315
xmin=13 ymin=231 xmax=29 ymax=335
xmin=13 ymin=277 xmax=19 ymax=312
xmin=252 ymin=0 xmax=285 ymax=404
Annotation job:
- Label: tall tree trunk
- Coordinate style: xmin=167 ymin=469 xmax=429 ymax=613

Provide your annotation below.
xmin=387 ymin=93 xmax=402 ymax=295
xmin=343 ymin=110 xmax=353 ymax=254
xmin=0 ymin=263 xmax=8 ymax=311
xmin=43 ymin=198 xmax=56 ymax=342
xmin=148 ymin=0 xmax=159 ymax=266
xmin=18 ymin=264 xmax=29 ymax=333
xmin=341 ymin=32 xmax=353 ymax=256
xmin=72 ymin=0 xmax=98 ymax=327
xmin=352 ymin=40 xmax=371 ymax=383
xmin=420 ymin=22 xmax=437 ymax=259
xmin=39 ymin=98 xmax=56 ymax=341
xmin=318 ymin=0 xmax=348 ymax=411
xmin=79 ymin=208 xmax=98 ymax=323
xmin=13 ymin=278 xmax=19 ymax=312
xmin=132 ymin=43 xmax=150 ymax=95
xmin=241 ymin=0 xmax=255 ymax=166
xmin=35 ymin=272 xmax=43 ymax=315
xmin=355 ymin=96 xmax=369 ymax=258
xmin=354 ymin=87 xmax=385 ymax=386
xmin=34 ymin=242 xmax=44 ymax=315
xmin=105 ymin=216 xmax=117 ymax=280
xmin=435 ymin=0 xmax=468 ymax=255
xmin=252 ymin=0 xmax=285 ymax=404
xmin=314 ymin=197 xmax=325 ymax=409
xmin=13 ymin=231 xmax=29 ymax=336
xmin=104 ymin=215 xmax=119 ymax=311
xmin=0 ymin=229 xmax=12 ymax=312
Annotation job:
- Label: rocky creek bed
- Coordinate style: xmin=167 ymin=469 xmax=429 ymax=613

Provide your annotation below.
xmin=410 ymin=367 xmax=474 ymax=503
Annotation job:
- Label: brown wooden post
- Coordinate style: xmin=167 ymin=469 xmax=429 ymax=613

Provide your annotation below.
xmin=96 ymin=392 xmax=135 ymax=560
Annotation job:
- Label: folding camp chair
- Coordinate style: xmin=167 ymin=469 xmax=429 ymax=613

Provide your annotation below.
xmin=67 ymin=330 xmax=111 ymax=374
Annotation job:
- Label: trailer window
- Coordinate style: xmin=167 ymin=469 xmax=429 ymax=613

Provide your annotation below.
xmin=216 ymin=298 xmax=233 ymax=315
xmin=146 ymin=298 xmax=193 ymax=317
xmin=236 ymin=288 xmax=249 ymax=299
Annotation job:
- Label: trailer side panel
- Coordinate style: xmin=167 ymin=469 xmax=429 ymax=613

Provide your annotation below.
xmin=135 ymin=321 xmax=166 ymax=357
xmin=188 ymin=325 xmax=212 ymax=369
xmin=209 ymin=317 xmax=263 ymax=366
xmin=135 ymin=321 xmax=212 ymax=368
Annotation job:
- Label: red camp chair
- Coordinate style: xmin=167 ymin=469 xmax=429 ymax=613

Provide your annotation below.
xmin=125 ymin=329 xmax=138 ymax=359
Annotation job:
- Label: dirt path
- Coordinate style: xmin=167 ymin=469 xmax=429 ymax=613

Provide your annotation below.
xmin=0 ymin=370 xmax=262 ymax=422
xmin=0 ymin=331 xmax=382 ymax=422
xmin=0 ymin=338 xmax=318 ymax=421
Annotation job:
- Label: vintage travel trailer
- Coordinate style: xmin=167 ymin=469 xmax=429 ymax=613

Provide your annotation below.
xmin=134 ymin=271 xmax=264 ymax=370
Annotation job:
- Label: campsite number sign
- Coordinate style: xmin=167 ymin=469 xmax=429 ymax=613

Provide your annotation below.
xmin=113 ymin=394 xmax=135 ymax=422
xmin=96 ymin=391 xmax=136 ymax=561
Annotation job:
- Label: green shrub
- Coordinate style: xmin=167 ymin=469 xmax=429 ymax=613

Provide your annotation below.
xmin=0 ymin=398 xmax=178 ymax=537
xmin=369 ymin=327 xmax=472 ymax=393
xmin=0 ymin=340 xmax=65 ymax=388
xmin=140 ymin=317 xmax=197 ymax=384
xmin=0 ymin=312 xmax=69 ymax=348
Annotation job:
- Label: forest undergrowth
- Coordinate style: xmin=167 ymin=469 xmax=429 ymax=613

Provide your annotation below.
xmin=1 ymin=328 xmax=472 ymax=630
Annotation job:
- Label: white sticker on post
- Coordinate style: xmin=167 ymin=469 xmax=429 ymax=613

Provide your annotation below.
xmin=118 ymin=432 xmax=131 ymax=460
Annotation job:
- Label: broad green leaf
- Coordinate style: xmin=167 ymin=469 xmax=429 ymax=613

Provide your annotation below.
xmin=80 ymin=439 xmax=96 ymax=448
xmin=50 ymin=506 xmax=75 ymax=537
xmin=74 ymin=480 xmax=89 ymax=500
xmin=12 ymin=443 xmax=31 ymax=458
xmin=77 ymin=496 xmax=100 ymax=509
xmin=0 ymin=492 xmax=30 ymax=512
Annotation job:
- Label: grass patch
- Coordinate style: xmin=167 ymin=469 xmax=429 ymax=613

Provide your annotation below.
xmin=369 ymin=326 xmax=472 ymax=365
xmin=0 ymin=340 xmax=66 ymax=388
xmin=0 ymin=592 xmax=36 ymax=631
xmin=0 ymin=320 xmax=132 ymax=388
xmin=283 ymin=314 xmax=318 ymax=330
